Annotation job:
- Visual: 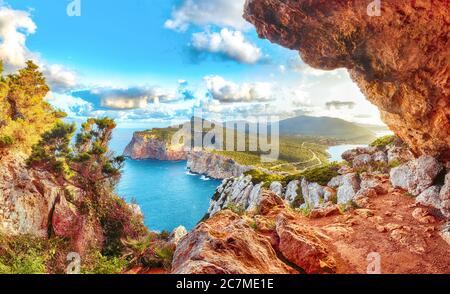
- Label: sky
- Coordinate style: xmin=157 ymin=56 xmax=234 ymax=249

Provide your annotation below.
xmin=1 ymin=0 xmax=384 ymax=128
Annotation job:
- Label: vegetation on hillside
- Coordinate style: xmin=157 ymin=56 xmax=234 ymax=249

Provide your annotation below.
xmin=0 ymin=60 xmax=172 ymax=273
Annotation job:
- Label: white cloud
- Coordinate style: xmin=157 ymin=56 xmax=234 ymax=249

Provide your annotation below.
xmin=43 ymin=64 xmax=78 ymax=93
xmin=0 ymin=6 xmax=79 ymax=93
xmin=204 ymin=75 xmax=273 ymax=103
xmin=0 ymin=6 xmax=36 ymax=70
xmin=164 ymin=0 xmax=249 ymax=32
xmin=192 ymin=28 xmax=262 ymax=64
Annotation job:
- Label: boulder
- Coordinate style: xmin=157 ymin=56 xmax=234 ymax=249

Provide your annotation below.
xmin=169 ymin=226 xmax=188 ymax=246
xmin=390 ymin=156 xmax=442 ymax=196
xmin=328 ymin=173 xmax=361 ymax=205
xmin=284 ymin=180 xmax=300 ymax=204
xmin=269 ymin=181 xmax=283 ymax=197
xmin=171 ymin=210 xmax=293 ymax=274
xmin=300 ymin=179 xmax=325 ymax=209
xmin=0 ymin=153 xmax=60 ymax=237
xmin=416 ymin=186 xmax=442 ymax=211
xmin=275 ymin=215 xmax=336 ymax=274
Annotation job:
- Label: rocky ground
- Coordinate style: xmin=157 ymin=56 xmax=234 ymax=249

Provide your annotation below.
xmin=169 ymin=142 xmax=450 ymax=274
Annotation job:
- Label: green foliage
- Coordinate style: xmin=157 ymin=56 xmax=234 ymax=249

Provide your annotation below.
xmin=122 ymin=234 xmax=175 ymax=270
xmin=300 ymin=163 xmax=340 ymax=186
xmin=244 ymin=169 xmax=284 ymax=187
xmin=0 ymin=234 xmax=69 ymax=274
xmin=0 ymin=60 xmax=61 ymax=153
xmin=370 ymin=135 xmax=396 ymax=148
xmin=81 ymin=251 xmax=128 ymax=274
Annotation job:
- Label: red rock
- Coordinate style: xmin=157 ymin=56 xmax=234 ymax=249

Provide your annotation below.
xmin=275 ymin=215 xmax=336 ymax=274
xmin=244 ymin=0 xmax=450 ymax=161
xmin=171 ymin=210 xmax=294 ymax=274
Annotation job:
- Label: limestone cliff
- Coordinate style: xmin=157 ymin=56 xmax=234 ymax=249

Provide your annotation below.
xmin=187 ymin=151 xmax=251 ymax=180
xmin=244 ymin=0 xmax=450 ymax=161
xmin=123 ymin=131 xmax=187 ymax=161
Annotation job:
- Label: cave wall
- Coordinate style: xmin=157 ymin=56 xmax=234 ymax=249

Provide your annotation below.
xmin=244 ymin=0 xmax=450 ymax=161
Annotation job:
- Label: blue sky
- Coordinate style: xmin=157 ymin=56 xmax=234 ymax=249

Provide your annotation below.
xmin=1 ymin=0 xmax=383 ymax=127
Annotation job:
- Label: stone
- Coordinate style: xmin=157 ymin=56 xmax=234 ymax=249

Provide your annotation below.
xmin=372 ymin=151 xmax=388 ymax=164
xmin=244 ymin=0 xmax=450 ymax=161
xmin=328 ymin=173 xmax=361 ymax=205
xmin=412 ymin=208 xmax=436 ymax=224
xmin=300 ymin=179 xmax=325 ymax=209
xmin=416 ymin=186 xmax=442 ymax=210
xmin=439 ymin=172 xmax=450 ymax=218
xmin=169 ymin=226 xmax=188 ymax=246
xmin=0 ymin=152 xmax=60 ymax=237
xmin=352 ymin=154 xmax=373 ymax=168
xmin=269 ymin=181 xmax=283 ymax=197
xmin=390 ymin=156 xmax=443 ymax=196
xmin=171 ymin=210 xmax=293 ymax=274
xmin=258 ymin=191 xmax=284 ymax=215
xmin=284 ymin=180 xmax=300 ymax=204
xmin=275 ymin=215 xmax=336 ymax=274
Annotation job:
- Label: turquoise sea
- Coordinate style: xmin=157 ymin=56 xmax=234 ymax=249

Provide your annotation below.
xmin=110 ymin=128 xmax=220 ymax=232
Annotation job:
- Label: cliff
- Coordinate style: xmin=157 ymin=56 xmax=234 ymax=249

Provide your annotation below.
xmin=244 ymin=0 xmax=450 ymax=162
xmin=187 ymin=151 xmax=251 ymax=179
xmin=123 ymin=131 xmax=187 ymax=161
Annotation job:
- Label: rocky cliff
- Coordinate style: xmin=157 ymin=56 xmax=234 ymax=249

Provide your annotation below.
xmin=123 ymin=131 xmax=187 ymax=161
xmin=187 ymin=151 xmax=251 ymax=179
xmin=244 ymin=0 xmax=450 ymax=162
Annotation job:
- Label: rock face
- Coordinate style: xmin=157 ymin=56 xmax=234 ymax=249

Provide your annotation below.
xmin=0 ymin=152 xmax=60 ymax=237
xmin=187 ymin=151 xmax=251 ymax=179
xmin=171 ymin=210 xmax=293 ymax=274
xmin=123 ymin=132 xmax=187 ymax=161
xmin=208 ymin=176 xmax=263 ymax=216
xmin=390 ymin=156 xmax=443 ymax=196
xmin=244 ymin=0 xmax=450 ymax=162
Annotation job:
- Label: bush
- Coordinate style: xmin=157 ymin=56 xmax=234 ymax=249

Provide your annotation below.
xmin=244 ymin=169 xmax=284 ymax=187
xmin=81 ymin=251 xmax=128 ymax=274
xmin=0 ymin=234 xmax=69 ymax=274
xmin=370 ymin=135 xmax=396 ymax=148
xmin=300 ymin=163 xmax=340 ymax=186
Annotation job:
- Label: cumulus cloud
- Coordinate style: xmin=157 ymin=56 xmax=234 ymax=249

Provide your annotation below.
xmin=43 ymin=64 xmax=78 ymax=93
xmin=0 ymin=6 xmax=36 ymax=70
xmin=326 ymin=100 xmax=356 ymax=110
xmin=73 ymin=81 xmax=196 ymax=111
xmin=192 ymin=28 xmax=262 ymax=64
xmin=0 ymin=6 xmax=79 ymax=93
xmin=164 ymin=0 xmax=249 ymax=32
xmin=204 ymin=75 xmax=273 ymax=103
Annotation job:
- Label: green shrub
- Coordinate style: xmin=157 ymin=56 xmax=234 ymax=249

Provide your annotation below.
xmin=291 ymin=189 xmax=305 ymax=208
xmin=370 ymin=135 xmax=396 ymax=148
xmin=81 ymin=251 xmax=128 ymax=274
xmin=244 ymin=169 xmax=284 ymax=187
xmin=300 ymin=163 xmax=340 ymax=186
